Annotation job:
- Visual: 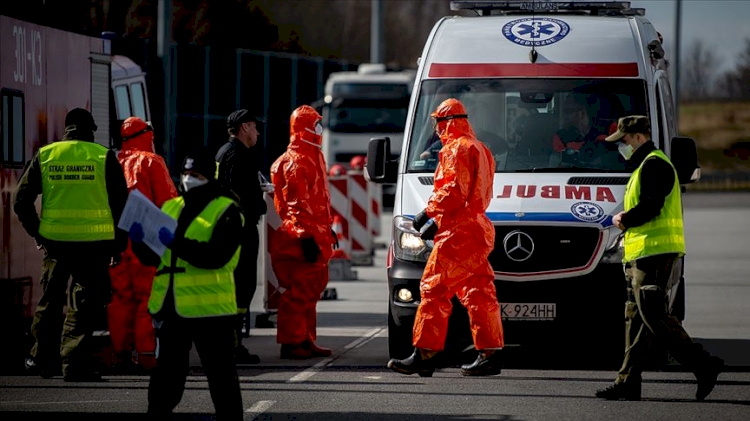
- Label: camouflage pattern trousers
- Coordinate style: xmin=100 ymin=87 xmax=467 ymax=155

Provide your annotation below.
xmin=29 ymin=245 xmax=111 ymax=376
xmin=616 ymin=253 xmax=712 ymax=385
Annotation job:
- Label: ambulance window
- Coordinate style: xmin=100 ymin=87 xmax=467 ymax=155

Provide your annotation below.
xmin=1 ymin=90 xmax=25 ymax=167
xmin=130 ymin=82 xmax=147 ymax=120
xmin=115 ymin=85 xmax=131 ymax=118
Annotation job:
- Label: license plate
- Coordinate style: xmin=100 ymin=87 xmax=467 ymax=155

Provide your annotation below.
xmin=501 ymin=303 xmax=556 ymax=321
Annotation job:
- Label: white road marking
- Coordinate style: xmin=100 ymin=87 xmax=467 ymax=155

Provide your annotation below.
xmin=287 ymin=358 xmax=333 ymax=383
xmin=245 ymin=400 xmax=275 ymax=418
xmin=287 ymin=327 xmax=384 ymax=383
xmin=344 ymin=327 xmax=383 ymax=349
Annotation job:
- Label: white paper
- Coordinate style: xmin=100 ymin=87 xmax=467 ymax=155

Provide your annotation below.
xmin=117 ymin=189 xmax=178 ymax=257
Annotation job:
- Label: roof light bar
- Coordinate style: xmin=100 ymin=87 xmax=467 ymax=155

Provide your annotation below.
xmin=450 ymin=1 xmax=644 ymax=16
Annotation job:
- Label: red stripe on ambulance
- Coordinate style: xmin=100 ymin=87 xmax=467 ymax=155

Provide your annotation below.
xmin=428 ymin=62 xmax=639 ymax=78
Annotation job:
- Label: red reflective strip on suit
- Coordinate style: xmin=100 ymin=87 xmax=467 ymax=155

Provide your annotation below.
xmin=428 ymin=62 xmax=640 ymax=78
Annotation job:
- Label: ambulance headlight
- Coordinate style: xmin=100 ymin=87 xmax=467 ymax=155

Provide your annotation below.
xmin=601 ymin=228 xmax=624 ymax=264
xmin=393 ymin=216 xmax=433 ymax=262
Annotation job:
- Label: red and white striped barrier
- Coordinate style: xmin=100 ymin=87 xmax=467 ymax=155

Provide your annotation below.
xmin=369 ymin=182 xmax=382 ymax=239
xmin=347 ymin=169 xmax=374 ymax=266
xmin=328 ymin=168 xmax=352 ymax=259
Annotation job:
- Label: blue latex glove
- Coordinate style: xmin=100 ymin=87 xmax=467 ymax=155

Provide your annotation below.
xmin=129 ymin=223 xmax=145 ymax=243
xmin=159 ymin=227 xmax=175 ymax=247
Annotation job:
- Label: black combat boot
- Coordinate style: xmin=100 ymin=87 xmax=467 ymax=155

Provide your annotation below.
xmin=695 ymin=356 xmax=724 ymax=401
xmin=387 ymin=348 xmax=439 ymax=377
xmin=461 ymin=349 xmax=502 ymax=376
xmin=595 ymin=381 xmax=642 ymax=401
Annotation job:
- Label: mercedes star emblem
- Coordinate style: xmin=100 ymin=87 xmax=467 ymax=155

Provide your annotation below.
xmin=503 ymin=230 xmax=535 ymax=262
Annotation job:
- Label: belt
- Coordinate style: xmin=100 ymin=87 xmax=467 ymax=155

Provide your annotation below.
xmin=155 ymin=266 xmax=187 ymax=276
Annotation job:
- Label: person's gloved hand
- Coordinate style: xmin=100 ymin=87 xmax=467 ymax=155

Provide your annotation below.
xmin=301 ymin=237 xmax=320 ymax=263
xmin=413 ymin=209 xmax=430 ymax=231
xmin=129 ymin=223 xmax=145 ymax=243
xmin=159 ymin=227 xmax=175 ymax=247
xmin=419 ymin=218 xmax=438 ymax=241
xmin=331 ymin=228 xmax=339 ymax=250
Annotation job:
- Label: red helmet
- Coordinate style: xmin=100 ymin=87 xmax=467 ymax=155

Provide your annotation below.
xmin=329 ymin=164 xmax=347 ymax=177
xmin=350 ymin=155 xmax=366 ymax=171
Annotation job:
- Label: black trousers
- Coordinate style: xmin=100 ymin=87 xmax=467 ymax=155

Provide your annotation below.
xmin=234 ymin=224 xmax=259 ymax=342
xmin=147 ymin=313 xmax=243 ymax=421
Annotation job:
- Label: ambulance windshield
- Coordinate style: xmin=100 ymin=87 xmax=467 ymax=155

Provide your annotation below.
xmin=407 ymin=78 xmax=649 ymax=173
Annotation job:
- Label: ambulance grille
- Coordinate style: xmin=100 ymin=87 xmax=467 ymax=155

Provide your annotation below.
xmin=567 ymin=176 xmax=629 ymax=185
xmin=418 ymin=176 xmax=434 ymax=185
xmin=489 ymin=226 xmax=601 ymax=274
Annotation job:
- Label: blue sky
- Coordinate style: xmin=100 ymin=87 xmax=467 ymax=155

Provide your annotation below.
xmin=630 ymin=0 xmax=750 ymax=74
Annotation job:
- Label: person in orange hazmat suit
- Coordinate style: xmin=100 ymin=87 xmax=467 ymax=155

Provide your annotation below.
xmin=387 ymin=98 xmax=504 ymax=377
xmin=108 ymin=116 xmax=178 ymax=372
xmin=269 ymin=105 xmax=338 ymax=359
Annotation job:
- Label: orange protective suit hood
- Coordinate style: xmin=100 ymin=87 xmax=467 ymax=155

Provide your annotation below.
xmin=120 ymin=117 xmax=155 ymax=153
xmin=289 ymin=105 xmax=323 ymax=150
xmin=431 ymin=98 xmax=476 ymax=145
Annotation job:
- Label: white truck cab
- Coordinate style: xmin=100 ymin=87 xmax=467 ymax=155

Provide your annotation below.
xmin=365 ymin=1 xmax=700 ymax=365
xmin=319 ymin=63 xmax=415 ymax=203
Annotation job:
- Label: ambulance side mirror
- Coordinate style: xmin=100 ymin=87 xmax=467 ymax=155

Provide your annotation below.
xmin=671 ymin=136 xmax=701 ymax=184
xmin=365 ymin=137 xmax=398 ymax=184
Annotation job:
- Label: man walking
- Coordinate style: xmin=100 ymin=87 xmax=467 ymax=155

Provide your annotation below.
xmin=596 ymin=115 xmax=724 ymax=401
xmin=387 ymin=98 xmax=504 ymax=377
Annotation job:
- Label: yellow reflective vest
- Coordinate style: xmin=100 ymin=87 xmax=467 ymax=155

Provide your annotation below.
xmin=38 ymin=141 xmax=114 ymax=241
xmin=623 ymin=149 xmax=686 ymax=262
xmin=148 ymin=195 xmax=243 ymax=318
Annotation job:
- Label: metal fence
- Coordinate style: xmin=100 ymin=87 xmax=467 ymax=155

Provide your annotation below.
xmin=114 ymin=40 xmax=357 ymax=175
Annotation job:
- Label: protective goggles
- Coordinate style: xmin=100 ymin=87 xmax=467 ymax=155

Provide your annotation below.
xmin=431 ymin=114 xmax=468 ymax=130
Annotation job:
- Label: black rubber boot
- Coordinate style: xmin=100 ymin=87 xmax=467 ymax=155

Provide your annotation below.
xmin=387 ymin=348 xmax=438 ymax=377
xmin=695 ymin=356 xmax=724 ymax=401
xmin=460 ymin=349 xmax=502 ymax=376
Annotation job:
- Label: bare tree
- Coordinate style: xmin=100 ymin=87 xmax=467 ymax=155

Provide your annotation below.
xmin=681 ymin=39 xmax=723 ymax=101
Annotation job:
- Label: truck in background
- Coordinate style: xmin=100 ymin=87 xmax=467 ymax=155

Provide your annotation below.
xmin=0 ymin=14 xmax=150 ymax=373
xmin=318 ymin=63 xmax=415 ymax=207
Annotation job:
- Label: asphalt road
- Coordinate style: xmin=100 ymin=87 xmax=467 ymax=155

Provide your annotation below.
xmin=1 ymin=192 xmax=749 ymax=420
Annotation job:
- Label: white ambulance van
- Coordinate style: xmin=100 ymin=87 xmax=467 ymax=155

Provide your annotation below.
xmin=365 ymin=1 xmax=700 ymax=365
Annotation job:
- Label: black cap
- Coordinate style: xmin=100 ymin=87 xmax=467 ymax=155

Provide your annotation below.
xmin=227 ymin=109 xmax=264 ymax=130
xmin=182 ymin=148 xmax=217 ymax=179
xmin=65 ymin=108 xmax=98 ymax=131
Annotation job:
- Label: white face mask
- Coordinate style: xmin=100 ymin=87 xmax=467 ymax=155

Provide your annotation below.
xmin=305 ymin=122 xmax=323 ymax=136
xmin=180 ymin=174 xmax=208 ymax=191
xmin=618 ymin=142 xmax=635 ymax=160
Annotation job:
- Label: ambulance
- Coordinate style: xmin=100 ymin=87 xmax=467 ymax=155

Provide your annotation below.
xmin=365 ymin=1 xmax=701 ymax=364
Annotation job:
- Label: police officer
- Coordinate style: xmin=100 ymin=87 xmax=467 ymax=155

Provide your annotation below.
xmin=215 ymin=109 xmax=266 ymax=364
xmin=596 ymin=115 xmax=724 ymax=401
xmin=13 ymin=108 xmax=129 ymax=381
xmin=130 ymin=149 xmax=244 ymax=420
